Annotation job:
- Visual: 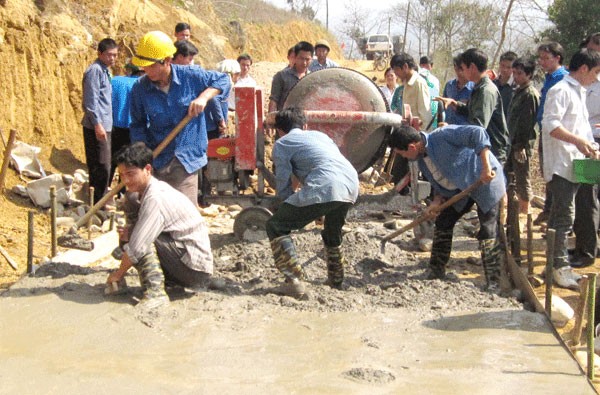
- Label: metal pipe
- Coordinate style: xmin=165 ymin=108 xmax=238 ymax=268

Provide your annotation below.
xmin=545 ymin=229 xmax=556 ymax=318
xmin=50 ymin=186 xmax=57 ymax=257
xmin=265 ymin=110 xmax=405 ymax=128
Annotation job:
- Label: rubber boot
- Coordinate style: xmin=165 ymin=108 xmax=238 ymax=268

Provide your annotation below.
xmin=324 ymin=245 xmax=346 ymax=289
xmin=479 ymin=238 xmax=502 ymax=292
xmin=428 ymin=228 xmax=453 ymax=280
xmin=134 ymin=253 xmax=169 ymax=309
xmin=270 ymin=236 xmax=306 ymax=299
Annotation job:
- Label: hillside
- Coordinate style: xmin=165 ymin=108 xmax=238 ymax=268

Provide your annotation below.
xmin=0 ymin=0 xmax=340 ymax=285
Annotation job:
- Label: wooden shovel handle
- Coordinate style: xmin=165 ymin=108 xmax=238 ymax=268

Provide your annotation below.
xmin=381 ymin=179 xmax=484 ymax=244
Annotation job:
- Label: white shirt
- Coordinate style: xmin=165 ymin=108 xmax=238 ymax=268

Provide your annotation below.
xmin=379 ymin=84 xmax=397 ymax=105
xmin=587 ymin=78 xmax=600 ymax=138
xmin=541 ymin=75 xmax=593 ymax=182
xmin=230 ymin=75 xmax=258 ymax=110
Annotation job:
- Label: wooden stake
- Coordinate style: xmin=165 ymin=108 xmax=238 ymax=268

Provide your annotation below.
xmin=545 ymin=229 xmax=556 ymax=319
xmin=526 ymin=213 xmax=534 ymax=275
xmin=50 ymin=186 xmax=57 ymax=257
xmin=0 ymin=129 xmax=17 ymax=192
xmin=88 ymin=187 xmax=94 ymax=240
xmin=571 ymin=276 xmax=589 ymax=347
xmin=27 ymin=211 xmax=34 ymax=274
xmin=0 ymin=244 xmax=18 ymax=270
xmin=587 ymin=273 xmax=597 ymax=380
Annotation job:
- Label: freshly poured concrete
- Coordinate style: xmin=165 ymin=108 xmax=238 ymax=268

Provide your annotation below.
xmin=0 ymin=291 xmax=594 ymax=394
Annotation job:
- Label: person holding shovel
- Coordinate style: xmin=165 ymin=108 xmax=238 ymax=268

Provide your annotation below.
xmin=129 ymin=30 xmax=230 ymax=205
xmin=388 ymin=124 xmax=506 ymax=293
xmin=106 ymin=143 xmax=214 ymax=310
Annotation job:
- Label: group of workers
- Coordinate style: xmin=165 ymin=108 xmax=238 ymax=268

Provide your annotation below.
xmin=82 ymin=24 xmax=600 ymax=308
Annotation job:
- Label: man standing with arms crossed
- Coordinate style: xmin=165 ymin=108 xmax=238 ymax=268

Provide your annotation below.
xmin=82 ymin=38 xmax=118 ymax=206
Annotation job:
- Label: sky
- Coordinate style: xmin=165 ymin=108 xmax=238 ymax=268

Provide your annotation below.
xmin=264 ymin=0 xmax=392 ymax=36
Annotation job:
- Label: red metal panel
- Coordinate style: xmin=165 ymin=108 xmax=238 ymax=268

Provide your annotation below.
xmin=235 ymin=87 xmax=258 ymax=170
xmin=207 ymin=137 xmax=236 ymax=160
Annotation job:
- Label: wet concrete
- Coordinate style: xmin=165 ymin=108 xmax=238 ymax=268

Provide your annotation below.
xmin=0 ymin=292 xmax=594 ymax=394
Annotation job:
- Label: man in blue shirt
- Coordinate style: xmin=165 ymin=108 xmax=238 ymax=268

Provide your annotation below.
xmin=442 ymin=56 xmax=474 ymax=125
xmin=389 ymin=124 xmax=506 ymax=292
xmin=81 ymin=38 xmax=118 ymax=205
xmin=110 ymin=63 xmax=144 ymax=184
xmin=130 ymin=31 xmax=230 ymax=205
xmin=266 ymin=107 xmax=359 ymax=299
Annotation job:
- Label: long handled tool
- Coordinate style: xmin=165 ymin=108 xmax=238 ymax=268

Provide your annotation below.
xmin=380 ymin=179 xmax=483 ymax=253
xmin=58 ymin=114 xmax=194 ymax=250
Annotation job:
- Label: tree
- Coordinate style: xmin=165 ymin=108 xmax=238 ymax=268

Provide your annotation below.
xmin=286 ymin=0 xmax=321 ymax=21
xmin=338 ymin=0 xmax=377 ymax=58
xmin=546 ymin=0 xmax=600 ymax=57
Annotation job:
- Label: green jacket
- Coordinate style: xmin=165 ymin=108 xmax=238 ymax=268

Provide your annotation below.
xmin=457 ymin=76 xmax=509 ymax=163
xmin=507 ymin=82 xmax=540 ymax=151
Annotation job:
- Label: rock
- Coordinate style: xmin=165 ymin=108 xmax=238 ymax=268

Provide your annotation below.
xmin=229 ymin=210 xmax=241 ymax=218
xmin=12 ymin=185 xmax=29 ymax=197
xmin=200 ymin=205 xmax=220 ymax=217
xmin=384 ymin=219 xmax=399 ymax=230
xmin=26 ymin=174 xmax=72 ymax=208
xmin=541 ymin=295 xmax=574 ymax=327
xmin=418 ymin=238 xmax=432 ymax=252
xmin=228 ymin=204 xmax=243 ymax=212
xmin=56 ymin=217 xmax=75 ymax=227
xmin=76 ymin=206 xmax=86 ymax=217
xmin=89 ymin=224 xmax=102 ymax=233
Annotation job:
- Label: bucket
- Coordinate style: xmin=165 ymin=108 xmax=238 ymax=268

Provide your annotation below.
xmin=573 ymin=159 xmax=600 ymax=184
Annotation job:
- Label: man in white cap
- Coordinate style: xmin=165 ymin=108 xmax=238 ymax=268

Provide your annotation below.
xmin=309 ymin=39 xmax=338 ymax=72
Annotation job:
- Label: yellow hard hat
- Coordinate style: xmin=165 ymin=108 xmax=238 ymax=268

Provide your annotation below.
xmin=315 ymin=40 xmax=331 ymax=51
xmin=132 ymin=31 xmax=177 ymax=67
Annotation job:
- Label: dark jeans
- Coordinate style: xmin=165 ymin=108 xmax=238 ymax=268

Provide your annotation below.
xmin=574 ymin=183 xmax=599 ymax=259
xmin=155 ymin=233 xmax=211 ymax=288
xmin=83 ymin=127 xmax=111 ymax=204
xmin=548 ymin=174 xmax=579 ymax=268
xmin=435 ymin=198 xmax=499 ymax=241
xmin=110 ymin=126 xmax=131 ymax=185
xmin=266 ymin=201 xmax=352 ymax=247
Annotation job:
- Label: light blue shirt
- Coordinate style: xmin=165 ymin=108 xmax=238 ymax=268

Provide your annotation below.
xmin=273 ymin=128 xmax=359 ymax=206
xmin=308 ymin=58 xmax=339 ymax=72
xmin=418 ymin=124 xmax=505 ymax=213
xmin=82 ymin=60 xmax=112 ymax=130
xmin=130 ymin=64 xmax=230 ymax=173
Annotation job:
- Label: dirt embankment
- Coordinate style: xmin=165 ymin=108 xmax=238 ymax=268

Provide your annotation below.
xmin=0 ymin=0 xmax=339 ymax=286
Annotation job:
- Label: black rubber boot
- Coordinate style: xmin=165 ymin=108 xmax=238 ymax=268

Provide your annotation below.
xmin=479 ymin=238 xmax=502 ymax=292
xmin=427 ymin=228 xmax=453 ymax=280
xmin=325 ymin=245 xmax=346 ymax=289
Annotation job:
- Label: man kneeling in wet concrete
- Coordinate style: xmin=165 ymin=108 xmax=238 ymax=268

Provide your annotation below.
xmin=388 ymin=124 xmax=506 ymax=292
xmin=106 ymin=142 xmax=213 ymax=309
xmin=266 ymin=107 xmax=359 ymax=299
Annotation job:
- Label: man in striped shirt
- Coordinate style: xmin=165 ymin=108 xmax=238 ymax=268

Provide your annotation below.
xmin=106 ymin=143 xmax=213 ymax=309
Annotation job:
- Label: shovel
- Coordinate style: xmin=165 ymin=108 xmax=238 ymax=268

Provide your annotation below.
xmin=58 ymin=114 xmax=194 ymax=250
xmin=380 ymin=179 xmax=484 ymax=253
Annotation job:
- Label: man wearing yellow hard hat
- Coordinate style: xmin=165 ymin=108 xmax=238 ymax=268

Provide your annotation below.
xmin=308 ymin=39 xmax=338 ymax=72
xmin=129 ymin=31 xmax=230 ymax=205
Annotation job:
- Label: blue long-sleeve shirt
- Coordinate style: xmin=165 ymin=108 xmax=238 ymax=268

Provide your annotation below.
xmin=418 ymin=124 xmax=505 ymax=213
xmin=204 ymin=97 xmax=228 ymax=132
xmin=273 ymin=128 xmax=359 ymax=206
xmin=130 ymin=64 xmax=230 ymax=172
xmin=81 ymin=59 xmax=112 ymax=130
xmin=442 ymin=78 xmax=474 ymax=125
xmin=537 ymin=66 xmax=568 ymax=127
xmin=111 ymin=75 xmax=138 ymax=129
